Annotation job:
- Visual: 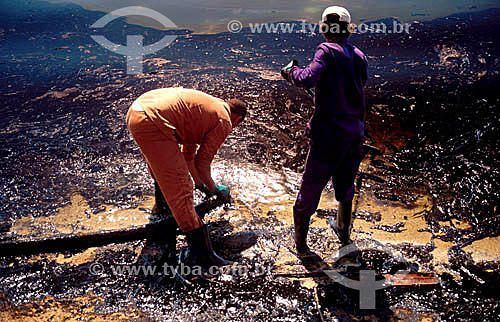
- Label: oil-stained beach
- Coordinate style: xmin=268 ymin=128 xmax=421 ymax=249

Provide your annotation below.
xmin=0 ymin=1 xmax=499 ymax=320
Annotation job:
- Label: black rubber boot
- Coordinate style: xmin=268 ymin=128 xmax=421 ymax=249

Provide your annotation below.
xmin=149 ymin=180 xmax=177 ymax=266
xmin=181 ymin=225 xmax=234 ymax=268
xmin=152 ymin=221 xmax=177 ymax=267
xmin=293 ymin=210 xmax=312 ymax=256
xmin=151 ymin=180 xmax=171 ymax=220
xmin=331 ymin=200 xmax=353 ymax=246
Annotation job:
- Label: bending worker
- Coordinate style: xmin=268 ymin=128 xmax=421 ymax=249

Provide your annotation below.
xmin=281 ymin=6 xmax=368 ymax=254
xmin=126 ymin=87 xmax=247 ymax=268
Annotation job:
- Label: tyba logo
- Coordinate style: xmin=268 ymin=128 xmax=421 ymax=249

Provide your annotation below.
xmin=90 ymin=6 xmax=178 ymax=74
xmin=323 ymin=242 xmax=410 ymax=309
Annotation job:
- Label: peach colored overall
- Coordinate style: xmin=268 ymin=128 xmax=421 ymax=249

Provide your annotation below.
xmin=126 ymin=88 xmax=232 ymax=232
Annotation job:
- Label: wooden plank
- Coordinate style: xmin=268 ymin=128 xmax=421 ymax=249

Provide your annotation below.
xmin=383 ymin=272 xmax=440 ymax=286
xmin=274 ymin=271 xmax=440 ymax=287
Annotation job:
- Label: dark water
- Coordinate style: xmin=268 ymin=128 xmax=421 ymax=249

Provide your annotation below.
xmin=1 ymin=0 xmax=500 ymax=320
xmin=42 ymin=0 xmax=500 ymax=32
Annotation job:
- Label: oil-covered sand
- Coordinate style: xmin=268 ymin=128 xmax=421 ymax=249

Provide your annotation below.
xmin=0 ymin=4 xmax=499 ymax=321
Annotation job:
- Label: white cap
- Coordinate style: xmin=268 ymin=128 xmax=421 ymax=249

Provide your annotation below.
xmin=322 ymin=6 xmax=351 ymax=24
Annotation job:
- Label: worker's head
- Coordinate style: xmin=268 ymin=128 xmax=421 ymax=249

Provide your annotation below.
xmin=320 ymin=6 xmax=352 ymax=41
xmin=226 ymin=99 xmax=247 ymax=127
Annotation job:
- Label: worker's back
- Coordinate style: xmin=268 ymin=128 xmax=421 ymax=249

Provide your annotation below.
xmin=309 ymin=41 xmax=368 ymax=146
xmin=136 ymin=87 xmax=231 ymax=144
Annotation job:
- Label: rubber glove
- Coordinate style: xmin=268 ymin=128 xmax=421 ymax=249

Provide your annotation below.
xmin=213 ymin=184 xmax=231 ymax=202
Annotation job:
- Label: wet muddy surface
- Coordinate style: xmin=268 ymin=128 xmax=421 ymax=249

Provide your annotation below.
xmin=1 ymin=2 xmax=500 ymax=321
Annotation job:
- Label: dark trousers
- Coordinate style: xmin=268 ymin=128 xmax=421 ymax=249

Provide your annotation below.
xmin=293 ymin=141 xmax=362 ymax=217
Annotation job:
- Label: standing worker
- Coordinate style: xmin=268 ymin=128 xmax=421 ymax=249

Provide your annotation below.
xmin=281 ymin=6 xmax=368 ymax=254
xmin=126 ymin=87 xmax=247 ymax=268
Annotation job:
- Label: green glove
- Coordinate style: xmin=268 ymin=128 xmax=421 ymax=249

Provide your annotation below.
xmin=213 ymin=184 xmax=231 ymax=202
xmin=281 ymin=59 xmax=298 ymax=82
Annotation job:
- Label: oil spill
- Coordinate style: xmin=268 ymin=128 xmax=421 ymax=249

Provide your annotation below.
xmin=8 ymin=193 xmax=154 ymax=240
xmin=0 ymin=294 xmax=148 ymax=321
xmin=1 ymin=5 xmax=500 ymax=321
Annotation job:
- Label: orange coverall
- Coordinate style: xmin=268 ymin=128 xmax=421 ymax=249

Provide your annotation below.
xmin=126 ymin=88 xmax=232 ymax=232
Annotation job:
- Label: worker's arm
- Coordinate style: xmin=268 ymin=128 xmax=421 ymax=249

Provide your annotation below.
xmin=289 ymin=47 xmax=329 ymax=89
xmin=181 ymin=144 xmax=203 ymax=186
xmin=195 ymin=120 xmax=232 ymax=192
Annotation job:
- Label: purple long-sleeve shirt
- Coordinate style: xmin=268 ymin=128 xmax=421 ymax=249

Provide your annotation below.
xmin=290 ymin=40 xmax=368 ymax=147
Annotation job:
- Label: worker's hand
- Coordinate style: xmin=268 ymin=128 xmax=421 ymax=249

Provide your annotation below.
xmin=196 ymin=183 xmax=213 ymax=196
xmin=281 ymin=59 xmax=298 ymax=83
xmin=213 ymin=184 xmax=231 ymax=202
